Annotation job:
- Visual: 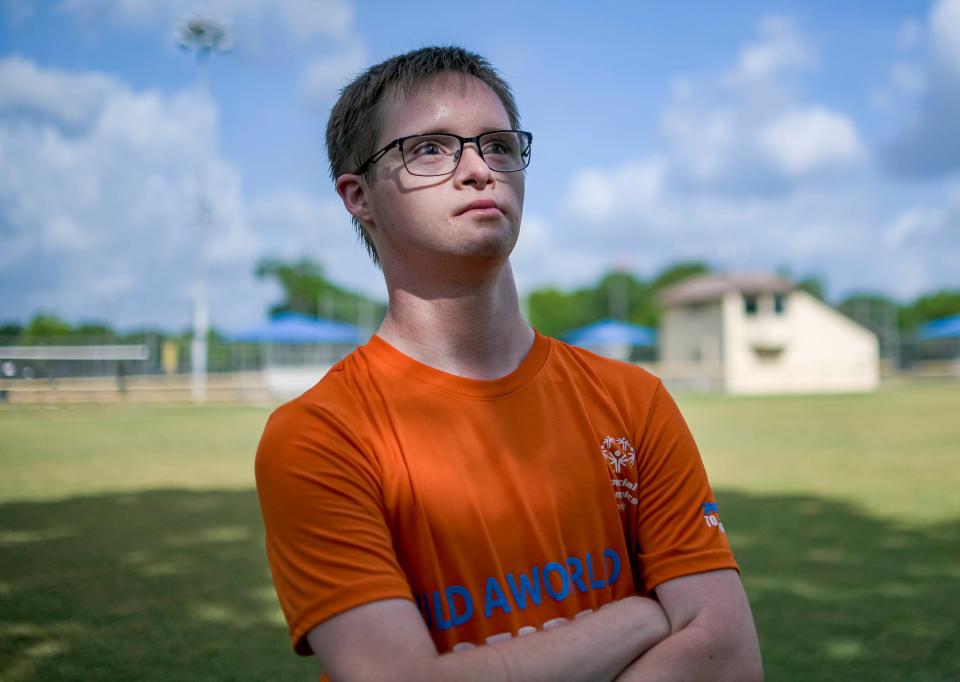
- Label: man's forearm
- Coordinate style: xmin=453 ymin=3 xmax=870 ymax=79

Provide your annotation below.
xmin=431 ymin=596 xmax=670 ymax=682
xmin=614 ymin=618 xmax=763 ymax=682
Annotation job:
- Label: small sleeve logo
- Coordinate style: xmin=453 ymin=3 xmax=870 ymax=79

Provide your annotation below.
xmin=600 ymin=436 xmax=636 ymax=474
xmin=701 ymin=501 xmax=726 ymax=534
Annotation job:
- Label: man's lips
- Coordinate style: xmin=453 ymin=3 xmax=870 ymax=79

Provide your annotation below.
xmin=456 ymin=199 xmax=503 ymax=216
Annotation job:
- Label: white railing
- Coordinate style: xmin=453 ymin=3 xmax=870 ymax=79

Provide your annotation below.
xmin=0 ymin=345 xmax=149 ymax=361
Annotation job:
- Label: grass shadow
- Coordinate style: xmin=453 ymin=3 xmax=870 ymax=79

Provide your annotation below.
xmin=0 ymin=489 xmax=317 ymax=682
xmin=1 ymin=488 xmax=958 ymax=681
xmin=719 ymin=490 xmax=960 ymax=682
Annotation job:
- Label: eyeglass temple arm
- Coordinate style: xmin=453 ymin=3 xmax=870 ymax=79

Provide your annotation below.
xmin=355 ymin=139 xmax=401 ymax=175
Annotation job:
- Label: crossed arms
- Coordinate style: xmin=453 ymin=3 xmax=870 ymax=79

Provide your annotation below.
xmin=307 ymin=568 xmax=762 ymax=682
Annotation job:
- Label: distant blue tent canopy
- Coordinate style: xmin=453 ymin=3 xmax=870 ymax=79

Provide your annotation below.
xmin=918 ymin=314 xmax=960 ymax=341
xmin=563 ymin=319 xmax=657 ymax=348
xmin=225 ymin=312 xmax=365 ymax=345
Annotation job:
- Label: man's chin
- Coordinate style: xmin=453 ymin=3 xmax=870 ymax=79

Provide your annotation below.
xmin=458 ymin=231 xmax=518 ymax=262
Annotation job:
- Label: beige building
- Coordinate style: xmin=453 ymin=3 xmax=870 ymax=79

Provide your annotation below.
xmin=658 ymin=273 xmax=879 ymax=394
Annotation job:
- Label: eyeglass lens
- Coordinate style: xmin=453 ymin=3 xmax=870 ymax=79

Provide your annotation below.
xmin=401 ymin=132 xmax=530 ymax=176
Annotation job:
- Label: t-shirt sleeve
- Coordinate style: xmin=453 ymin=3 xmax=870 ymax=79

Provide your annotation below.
xmin=255 ymin=398 xmax=413 ymax=656
xmin=632 ymin=381 xmax=738 ymax=593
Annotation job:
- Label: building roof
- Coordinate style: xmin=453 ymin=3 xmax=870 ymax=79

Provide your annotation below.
xmin=918 ymin=314 xmax=960 ymax=341
xmin=225 ymin=312 xmax=366 ymax=345
xmin=660 ymin=273 xmax=794 ymax=307
xmin=563 ymin=319 xmax=657 ymax=348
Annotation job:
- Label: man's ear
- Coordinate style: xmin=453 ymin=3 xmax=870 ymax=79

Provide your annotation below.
xmin=336 ymin=173 xmax=376 ymax=230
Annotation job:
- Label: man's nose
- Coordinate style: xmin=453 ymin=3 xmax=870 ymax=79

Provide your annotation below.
xmin=454 ymin=143 xmax=493 ymax=185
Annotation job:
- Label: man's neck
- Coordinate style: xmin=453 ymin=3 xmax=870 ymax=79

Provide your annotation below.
xmin=376 ymin=260 xmax=535 ymax=380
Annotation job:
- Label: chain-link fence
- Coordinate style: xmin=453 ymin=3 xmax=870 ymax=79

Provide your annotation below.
xmin=0 ymin=335 xmax=361 ymax=403
xmin=1 ymin=333 xmax=956 ymax=404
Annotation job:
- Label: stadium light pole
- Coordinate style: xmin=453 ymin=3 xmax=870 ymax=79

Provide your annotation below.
xmin=178 ymin=16 xmax=231 ymax=404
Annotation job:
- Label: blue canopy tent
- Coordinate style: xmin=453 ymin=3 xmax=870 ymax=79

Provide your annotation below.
xmin=918 ymin=314 xmax=960 ymax=341
xmin=224 ymin=313 xmax=367 ymax=396
xmin=226 ymin=312 xmax=365 ymax=345
xmin=563 ymin=319 xmax=657 ymax=362
xmin=564 ymin=319 xmax=657 ymax=349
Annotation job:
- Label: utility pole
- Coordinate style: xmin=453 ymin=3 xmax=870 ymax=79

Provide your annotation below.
xmin=178 ymin=16 xmax=231 ymax=404
xmin=610 ymin=259 xmax=633 ymax=322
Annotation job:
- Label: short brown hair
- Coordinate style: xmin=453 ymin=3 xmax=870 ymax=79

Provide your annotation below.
xmin=325 ymin=46 xmax=521 ymax=266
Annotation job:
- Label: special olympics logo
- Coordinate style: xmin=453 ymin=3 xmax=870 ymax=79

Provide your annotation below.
xmin=601 ymin=436 xmax=635 ymax=474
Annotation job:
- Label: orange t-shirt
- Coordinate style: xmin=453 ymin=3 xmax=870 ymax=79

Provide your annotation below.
xmin=255 ymin=331 xmax=737 ymax=658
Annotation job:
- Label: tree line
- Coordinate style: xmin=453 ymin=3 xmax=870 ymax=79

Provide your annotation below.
xmin=2 ymin=257 xmax=957 ymax=345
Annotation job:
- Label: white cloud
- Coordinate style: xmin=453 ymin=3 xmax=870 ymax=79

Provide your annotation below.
xmin=727 ymin=15 xmax=814 ymax=83
xmin=930 ymin=0 xmax=960 ymax=80
xmin=871 ymin=66 xmax=911 ymax=113
xmin=890 ymin=61 xmax=926 ymax=95
xmin=0 ymin=56 xmax=274 ymax=329
xmin=535 ymin=15 xmax=952 ymax=303
xmin=246 ymin=189 xmax=385 ymax=301
xmin=2 ymin=0 xmax=35 ymax=25
xmin=649 ymin=16 xmax=867 ymax=193
xmin=302 ymin=44 xmax=367 ymax=102
xmin=248 ymin=189 xmax=348 ymax=258
xmin=274 ymin=0 xmax=352 ymax=43
xmin=757 ymin=107 xmax=865 ymax=177
xmin=510 ymin=212 xmax=549 ymax=288
xmin=58 ymin=0 xmax=353 ymax=45
xmin=0 ymin=54 xmax=396 ymax=331
xmin=567 ymin=159 xmax=665 ymax=223
xmin=551 ymin=159 xmax=956 ymax=302
xmin=895 ymin=17 xmax=923 ymax=52
xmin=42 ymin=214 xmax=93 ymax=251
xmin=884 ymin=206 xmax=944 ymax=247
xmin=879 ymin=185 xmax=960 ymax=292
xmin=884 ymin=183 xmax=960 ymax=258
xmin=661 ymin=90 xmax=863 ymax=192
xmin=0 ymin=56 xmax=114 ymax=129
xmin=883 ymin=0 xmax=960 ymax=177
xmin=661 ymin=100 xmax=739 ymax=187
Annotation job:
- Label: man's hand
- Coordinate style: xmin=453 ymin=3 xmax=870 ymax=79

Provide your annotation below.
xmin=615 ymin=569 xmax=763 ymax=682
xmin=307 ymin=595 xmax=670 ymax=682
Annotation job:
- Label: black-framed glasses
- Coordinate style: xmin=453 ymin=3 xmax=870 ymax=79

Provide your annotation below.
xmin=354 ymin=130 xmax=533 ymax=177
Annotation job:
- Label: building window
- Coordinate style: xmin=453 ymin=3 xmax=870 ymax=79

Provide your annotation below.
xmin=773 ymin=293 xmax=786 ymax=315
xmin=753 ymin=347 xmax=782 ymax=362
xmin=744 ymin=294 xmax=758 ymax=316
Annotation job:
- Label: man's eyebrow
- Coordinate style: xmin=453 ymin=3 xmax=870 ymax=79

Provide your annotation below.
xmin=414 ymin=129 xmax=454 ymax=136
xmin=410 ymin=126 xmax=511 ymax=137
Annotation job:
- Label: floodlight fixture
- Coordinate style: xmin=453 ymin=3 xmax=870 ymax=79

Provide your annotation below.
xmin=177 ymin=15 xmax=231 ymax=404
xmin=178 ymin=15 xmax=233 ymax=59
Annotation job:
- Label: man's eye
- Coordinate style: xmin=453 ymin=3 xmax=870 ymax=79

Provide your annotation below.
xmin=482 ymin=137 xmax=517 ymax=156
xmin=413 ymin=143 xmax=441 ymax=156
xmin=409 ymin=137 xmax=454 ymax=158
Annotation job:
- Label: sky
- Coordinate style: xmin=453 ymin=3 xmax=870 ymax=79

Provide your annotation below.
xmin=1 ymin=0 xmax=958 ymax=333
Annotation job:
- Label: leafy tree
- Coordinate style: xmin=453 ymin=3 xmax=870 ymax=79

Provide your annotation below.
xmin=651 ymin=261 xmax=710 ymax=292
xmin=119 ymin=328 xmax=170 ymax=344
xmin=900 ymin=289 xmax=960 ymax=332
xmin=527 ymin=287 xmax=594 ymax=339
xmin=255 ymin=257 xmax=386 ymax=326
xmin=838 ymin=293 xmax=901 ymax=357
xmin=74 ymin=322 xmax=115 ymax=341
xmin=838 ymin=294 xmax=899 ymax=324
xmin=643 ymin=261 xmax=712 ymax=328
xmin=0 ymin=321 xmax=23 ymax=341
xmin=19 ymin=314 xmax=72 ymax=343
xmin=775 ymin=265 xmax=826 ymax=301
xmin=591 ymin=271 xmax=652 ymax=325
xmin=796 ymin=276 xmax=826 ymax=300
xmin=527 ymin=261 xmax=712 ymax=337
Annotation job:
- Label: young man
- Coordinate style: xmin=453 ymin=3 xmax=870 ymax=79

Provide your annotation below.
xmin=256 ymin=46 xmax=763 ymax=681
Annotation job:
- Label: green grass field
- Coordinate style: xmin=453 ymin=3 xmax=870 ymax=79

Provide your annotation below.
xmin=1 ymin=383 xmax=958 ymax=681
